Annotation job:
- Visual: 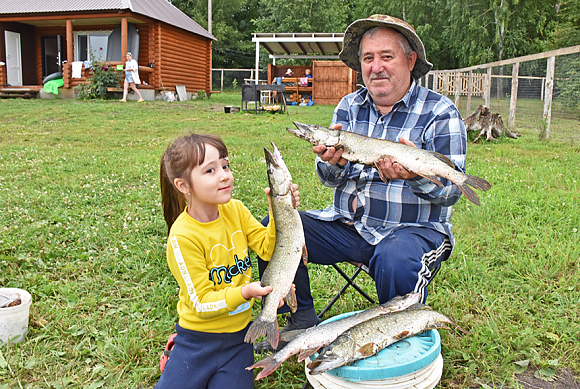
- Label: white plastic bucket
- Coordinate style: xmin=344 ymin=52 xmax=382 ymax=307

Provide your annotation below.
xmin=0 ymin=288 xmax=32 ymax=343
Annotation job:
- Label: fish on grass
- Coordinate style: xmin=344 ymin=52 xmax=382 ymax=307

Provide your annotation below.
xmin=244 ymin=142 xmax=306 ymax=350
xmin=247 ymin=292 xmax=422 ymax=380
xmin=287 ymin=122 xmax=491 ymax=206
xmin=307 ymin=304 xmax=470 ymax=375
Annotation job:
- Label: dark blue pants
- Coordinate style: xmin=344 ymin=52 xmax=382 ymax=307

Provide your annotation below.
xmin=258 ymin=212 xmax=451 ymax=312
xmin=154 ymin=323 xmax=254 ymax=389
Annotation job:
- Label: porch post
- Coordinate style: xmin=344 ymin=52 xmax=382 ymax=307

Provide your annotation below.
xmin=121 ymin=18 xmax=128 ymax=60
xmin=65 ymin=20 xmax=73 ymax=88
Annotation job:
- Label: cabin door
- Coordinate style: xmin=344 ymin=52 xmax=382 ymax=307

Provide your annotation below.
xmin=4 ymin=31 xmax=22 ymax=86
xmin=41 ymin=35 xmax=64 ymax=78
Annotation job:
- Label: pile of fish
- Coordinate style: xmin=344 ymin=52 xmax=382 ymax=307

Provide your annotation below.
xmin=307 ymin=303 xmax=470 ymax=375
xmin=247 ymin=294 xmax=469 ymax=380
xmin=287 ymin=121 xmax=492 ymax=206
xmin=244 ymin=143 xmax=307 ymax=350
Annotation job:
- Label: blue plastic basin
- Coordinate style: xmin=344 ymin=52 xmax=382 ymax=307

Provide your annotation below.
xmin=313 ymin=311 xmax=441 ymax=382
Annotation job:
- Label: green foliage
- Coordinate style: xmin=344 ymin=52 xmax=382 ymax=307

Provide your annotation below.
xmin=555 ymin=55 xmax=580 ymax=114
xmin=75 ymin=61 xmax=123 ymax=100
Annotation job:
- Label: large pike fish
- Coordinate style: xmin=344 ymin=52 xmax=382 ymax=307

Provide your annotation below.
xmin=247 ymin=292 xmax=422 ymax=380
xmin=244 ymin=143 xmax=306 ymax=350
xmin=288 ymin=122 xmax=491 ymax=206
xmin=308 ymin=304 xmax=470 ymax=375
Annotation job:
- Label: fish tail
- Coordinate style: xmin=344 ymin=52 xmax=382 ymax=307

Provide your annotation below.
xmin=457 ymin=174 xmax=491 ymax=206
xmin=245 ymin=315 xmax=280 ymax=349
xmin=435 ymin=318 xmax=471 ymax=335
xmin=465 ymin=174 xmax=492 ymax=191
xmin=457 ymin=182 xmax=481 ymax=206
xmin=246 ymin=356 xmax=284 ymax=380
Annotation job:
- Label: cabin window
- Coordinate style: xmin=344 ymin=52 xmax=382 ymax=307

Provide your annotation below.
xmin=74 ymin=32 xmax=110 ymax=63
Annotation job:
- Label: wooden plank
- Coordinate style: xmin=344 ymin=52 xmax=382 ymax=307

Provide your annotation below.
xmin=432 ymin=44 xmax=580 ymax=73
xmin=484 ymin=67 xmax=491 ymax=108
xmin=542 ymin=56 xmax=555 ymax=139
xmin=508 ymin=62 xmax=519 ymax=131
xmin=466 ymin=70 xmax=473 ymax=117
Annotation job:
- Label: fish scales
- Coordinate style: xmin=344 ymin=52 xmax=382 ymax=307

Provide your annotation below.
xmin=244 ymin=143 xmax=305 ymax=350
xmin=308 ymin=305 xmax=469 ymax=375
xmin=247 ymin=292 xmax=422 ymax=380
xmin=287 ymin=122 xmax=491 ymax=206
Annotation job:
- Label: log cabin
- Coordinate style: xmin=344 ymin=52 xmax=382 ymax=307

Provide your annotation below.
xmin=0 ymin=0 xmax=215 ymax=99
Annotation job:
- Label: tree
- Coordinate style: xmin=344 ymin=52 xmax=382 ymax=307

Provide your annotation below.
xmin=172 ymin=0 xmax=259 ymax=68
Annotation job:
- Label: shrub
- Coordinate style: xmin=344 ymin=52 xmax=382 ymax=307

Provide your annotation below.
xmin=75 ymin=61 xmax=123 ymax=100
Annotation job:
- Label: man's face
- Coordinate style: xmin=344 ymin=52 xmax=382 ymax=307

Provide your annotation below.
xmin=360 ymin=28 xmax=417 ymax=108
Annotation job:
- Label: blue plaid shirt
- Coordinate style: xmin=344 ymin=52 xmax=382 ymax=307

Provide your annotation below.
xmin=305 ymin=81 xmax=467 ymax=246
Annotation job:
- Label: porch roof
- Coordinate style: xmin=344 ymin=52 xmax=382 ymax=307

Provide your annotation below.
xmin=0 ymin=0 xmax=215 ymax=40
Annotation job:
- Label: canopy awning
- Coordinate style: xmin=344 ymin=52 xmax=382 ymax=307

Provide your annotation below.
xmin=252 ymin=32 xmax=344 ymax=83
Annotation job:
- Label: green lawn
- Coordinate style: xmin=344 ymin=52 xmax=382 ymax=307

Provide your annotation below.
xmin=0 ymin=93 xmax=578 ymax=388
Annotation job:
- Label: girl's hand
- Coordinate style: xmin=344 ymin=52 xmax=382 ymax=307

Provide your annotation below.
xmin=241 ymin=281 xmax=272 ymax=301
xmin=264 ymin=184 xmax=299 ymax=209
xmin=241 ymin=282 xmax=295 ymax=309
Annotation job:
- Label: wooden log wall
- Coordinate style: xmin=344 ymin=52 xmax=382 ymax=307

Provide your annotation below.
xmin=158 ymin=22 xmax=212 ymax=93
xmin=0 ymin=64 xmax=5 ymax=86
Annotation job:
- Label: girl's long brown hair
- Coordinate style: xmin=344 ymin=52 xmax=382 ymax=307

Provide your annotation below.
xmin=159 ymin=134 xmax=228 ymax=234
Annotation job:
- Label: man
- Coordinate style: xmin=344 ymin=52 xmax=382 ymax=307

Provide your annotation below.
xmin=258 ymin=15 xmax=467 ymax=339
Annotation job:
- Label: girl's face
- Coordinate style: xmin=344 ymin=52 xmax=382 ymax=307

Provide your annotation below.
xmin=188 ymin=144 xmax=234 ymax=211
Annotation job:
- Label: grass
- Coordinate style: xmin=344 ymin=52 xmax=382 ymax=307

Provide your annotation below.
xmin=0 ymin=92 xmax=578 ymax=388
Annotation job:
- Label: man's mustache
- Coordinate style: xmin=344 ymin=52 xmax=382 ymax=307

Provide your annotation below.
xmin=369 ymin=73 xmax=390 ymax=81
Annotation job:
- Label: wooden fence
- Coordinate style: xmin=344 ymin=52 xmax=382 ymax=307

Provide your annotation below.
xmin=421 ymin=45 xmax=580 ymax=139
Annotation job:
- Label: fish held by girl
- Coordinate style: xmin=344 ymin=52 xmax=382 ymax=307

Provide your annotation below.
xmin=246 ymin=292 xmax=422 ymax=380
xmin=287 ymin=122 xmax=491 ymax=206
xmin=308 ymin=304 xmax=470 ymax=375
xmin=244 ymin=143 xmax=306 ymax=350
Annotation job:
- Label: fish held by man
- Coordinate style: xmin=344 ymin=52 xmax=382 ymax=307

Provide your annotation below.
xmin=287 ymin=122 xmax=491 ymax=206
xmin=307 ymin=304 xmax=470 ymax=375
xmin=244 ymin=143 xmax=306 ymax=350
xmin=247 ymin=292 xmax=422 ymax=380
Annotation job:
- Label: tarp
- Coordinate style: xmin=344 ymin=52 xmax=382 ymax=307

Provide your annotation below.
xmin=107 ymin=23 xmax=140 ymax=62
xmin=43 ymin=78 xmax=64 ymax=95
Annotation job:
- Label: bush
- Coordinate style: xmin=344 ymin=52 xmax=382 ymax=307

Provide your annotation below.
xmin=75 ymin=61 xmax=123 ymax=100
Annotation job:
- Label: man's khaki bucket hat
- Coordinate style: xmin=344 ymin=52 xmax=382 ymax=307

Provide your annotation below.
xmin=339 ymin=14 xmax=433 ymax=80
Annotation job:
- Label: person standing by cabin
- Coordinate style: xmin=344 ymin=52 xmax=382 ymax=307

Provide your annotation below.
xmin=256 ymin=14 xmax=468 ymax=348
xmin=156 ymin=134 xmax=296 ymax=388
xmin=120 ymin=52 xmax=144 ymax=102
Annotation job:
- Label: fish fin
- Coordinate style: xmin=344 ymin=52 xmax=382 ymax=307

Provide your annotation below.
xmin=280 ymin=328 xmax=306 ymax=342
xmin=302 ymin=244 xmax=308 ymax=265
xmin=298 ymin=347 xmax=320 ymax=362
xmin=246 ymin=355 xmax=284 ymax=380
xmin=394 ymin=330 xmax=410 ymax=340
xmin=457 ymin=182 xmax=481 ymax=206
xmin=428 ymin=150 xmax=456 ymax=168
xmin=457 ymin=173 xmax=491 ymax=206
xmin=417 ymin=172 xmax=445 ymax=187
xmin=245 ymin=315 xmax=280 ymax=350
xmin=356 ymin=343 xmax=376 ymax=358
xmin=465 ymin=174 xmax=492 ymax=191
xmin=284 ymin=288 xmax=298 ymax=313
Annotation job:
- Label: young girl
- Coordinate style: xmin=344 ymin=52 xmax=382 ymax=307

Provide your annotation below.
xmin=157 ymin=134 xmax=292 ymax=388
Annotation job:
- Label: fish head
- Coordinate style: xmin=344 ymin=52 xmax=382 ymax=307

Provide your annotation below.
xmin=287 ymin=122 xmax=341 ymax=147
xmin=264 ymin=142 xmax=293 ymax=198
xmin=378 ymin=292 xmax=422 ymax=312
xmin=308 ymin=333 xmax=354 ymax=374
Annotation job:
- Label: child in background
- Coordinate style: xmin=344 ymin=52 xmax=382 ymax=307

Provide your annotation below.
xmin=157 ymin=134 xmax=297 ymax=389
